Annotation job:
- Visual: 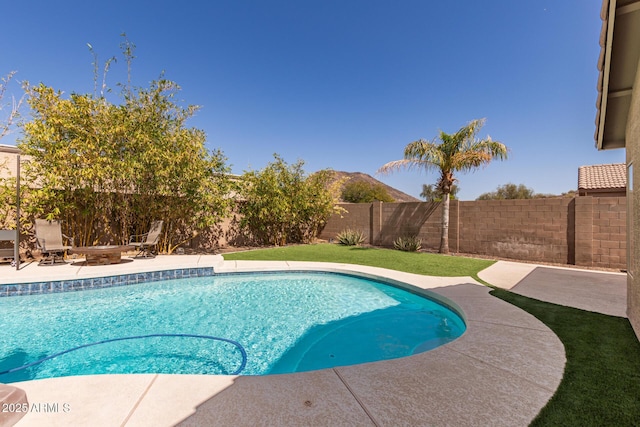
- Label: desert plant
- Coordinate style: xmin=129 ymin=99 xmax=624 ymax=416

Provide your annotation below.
xmin=393 ymin=235 xmax=422 ymax=252
xmin=336 ymin=229 xmax=365 ymax=246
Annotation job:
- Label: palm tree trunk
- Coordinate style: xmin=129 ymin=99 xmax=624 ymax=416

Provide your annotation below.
xmin=439 ymin=194 xmax=450 ymax=254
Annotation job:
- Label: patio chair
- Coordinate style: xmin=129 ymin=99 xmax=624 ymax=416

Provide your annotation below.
xmin=129 ymin=220 xmax=163 ymax=258
xmin=34 ymin=219 xmax=74 ymax=266
xmin=0 ymin=229 xmax=18 ymax=268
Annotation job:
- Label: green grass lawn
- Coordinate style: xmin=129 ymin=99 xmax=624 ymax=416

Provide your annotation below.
xmin=224 ymin=243 xmax=640 ymax=426
xmin=491 ymin=289 xmax=640 ymax=426
xmin=223 ymin=243 xmax=495 ymax=279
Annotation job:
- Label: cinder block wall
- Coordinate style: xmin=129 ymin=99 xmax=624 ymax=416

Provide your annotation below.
xmin=320 ymin=203 xmax=375 ymax=243
xmin=591 ymin=197 xmax=627 ymax=268
xmin=456 ymin=198 xmax=571 ymax=263
xmin=318 ymin=197 xmax=627 ymax=270
xmin=377 ymin=201 xmax=448 ymax=248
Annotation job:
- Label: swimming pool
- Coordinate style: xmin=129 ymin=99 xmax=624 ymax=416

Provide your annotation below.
xmin=0 ymin=271 xmax=465 ymax=383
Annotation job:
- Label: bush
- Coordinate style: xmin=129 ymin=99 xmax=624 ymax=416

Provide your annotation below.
xmin=393 ymin=235 xmax=422 ymax=252
xmin=238 ymin=155 xmax=342 ymax=246
xmin=336 ymin=229 xmax=365 ymax=246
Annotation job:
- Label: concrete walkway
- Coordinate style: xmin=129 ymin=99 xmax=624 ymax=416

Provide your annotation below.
xmin=0 ymin=257 xmax=577 ymax=426
xmin=479 ymin=260 xmax=628 ymax=317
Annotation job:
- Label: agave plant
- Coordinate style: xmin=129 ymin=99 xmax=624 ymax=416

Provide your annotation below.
xmin=336 ymin=229 xmax=366 ymax=246
xmin=393 ymin=235 xmax=422 ymax=252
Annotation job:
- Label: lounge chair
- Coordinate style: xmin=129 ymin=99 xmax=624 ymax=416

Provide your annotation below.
xmin=34 ymin=219 xmax=74 ymax=265
xmin=129 ymin=220 xmax=163 ymax=258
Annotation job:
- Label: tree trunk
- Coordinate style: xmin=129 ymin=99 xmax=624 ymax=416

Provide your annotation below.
xmin=439 ymin=194 xmax=450 ymax=254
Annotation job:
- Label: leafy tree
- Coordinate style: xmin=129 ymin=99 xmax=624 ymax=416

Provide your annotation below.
xmin=0 ymin=174 xmax=17 ymax=229
xmin=378 ymin=118 xmax=507 ymax=254
xmin=420 ymin=183 xmax=459 ymax=202
xmin=477 ymin=184 xmax=578 ymax=200
xmin=560 ymin=190 xmax=578 ymax=198
xmin=477 ymin=183 xmax=535 ymax=200
xmin=238 ymin=155 xmax=342 ymax=246
xmin=18 ymin=40 xmax=232 ymax=252
xmin=341 ymin=180 xmax=394 ymax=203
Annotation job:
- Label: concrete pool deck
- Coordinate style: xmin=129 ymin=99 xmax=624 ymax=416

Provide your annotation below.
xmin=0 ymin=255 xmax=598 ymax=426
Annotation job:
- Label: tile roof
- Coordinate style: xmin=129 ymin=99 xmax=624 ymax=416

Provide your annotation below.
xmin=578 ymin=163 xmax=626 ymax=190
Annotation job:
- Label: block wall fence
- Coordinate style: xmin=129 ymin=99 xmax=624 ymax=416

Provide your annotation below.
xmin=318 ymin=196 xmax=627 ymax=270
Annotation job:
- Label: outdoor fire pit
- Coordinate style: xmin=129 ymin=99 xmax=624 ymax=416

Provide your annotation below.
xmin=70 ymin=245 xmax=134 ymax=265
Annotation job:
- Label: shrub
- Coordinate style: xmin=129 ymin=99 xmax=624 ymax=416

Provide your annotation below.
xmin=393 ymin=235 xmax=422 ymax=252
xmin=336 ymin=229 xmax=365 ymax=246
xmin=238 ymin=155 xmax=342 ymax=246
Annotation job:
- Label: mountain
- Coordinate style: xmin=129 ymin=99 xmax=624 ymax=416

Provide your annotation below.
xmin=330 ymin=171 xmax=421 ymax=203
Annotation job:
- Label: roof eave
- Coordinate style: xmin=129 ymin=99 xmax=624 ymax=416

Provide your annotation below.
xmin=596 ymin=0 xmax=616 ymax=150
xmin=595 ymin=0 xmax=640 ymax=151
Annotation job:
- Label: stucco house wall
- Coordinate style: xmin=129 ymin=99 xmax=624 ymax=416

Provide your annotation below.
xmin=595 ymin=0 xmax=640 ymax=339
xmin=626 ymin=59 xmax=639 ymax=336
xmin=0 ymin=145 xmax=21 ymax=180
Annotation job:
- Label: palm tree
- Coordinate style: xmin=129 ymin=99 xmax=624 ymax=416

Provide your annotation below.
xmin=378 ymin=118 xmax=507 ymax=254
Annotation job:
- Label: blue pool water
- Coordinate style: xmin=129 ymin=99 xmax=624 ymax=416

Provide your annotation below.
xmin=0 ymin=272 xmax=465 ymax=383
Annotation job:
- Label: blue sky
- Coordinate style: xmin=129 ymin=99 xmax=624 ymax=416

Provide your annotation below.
xmin=2 ymin=0 xmax=624 ymax=200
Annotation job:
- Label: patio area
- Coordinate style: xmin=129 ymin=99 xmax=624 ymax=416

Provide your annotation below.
xmin=0 ymin=256 xmax=580 ymax=426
